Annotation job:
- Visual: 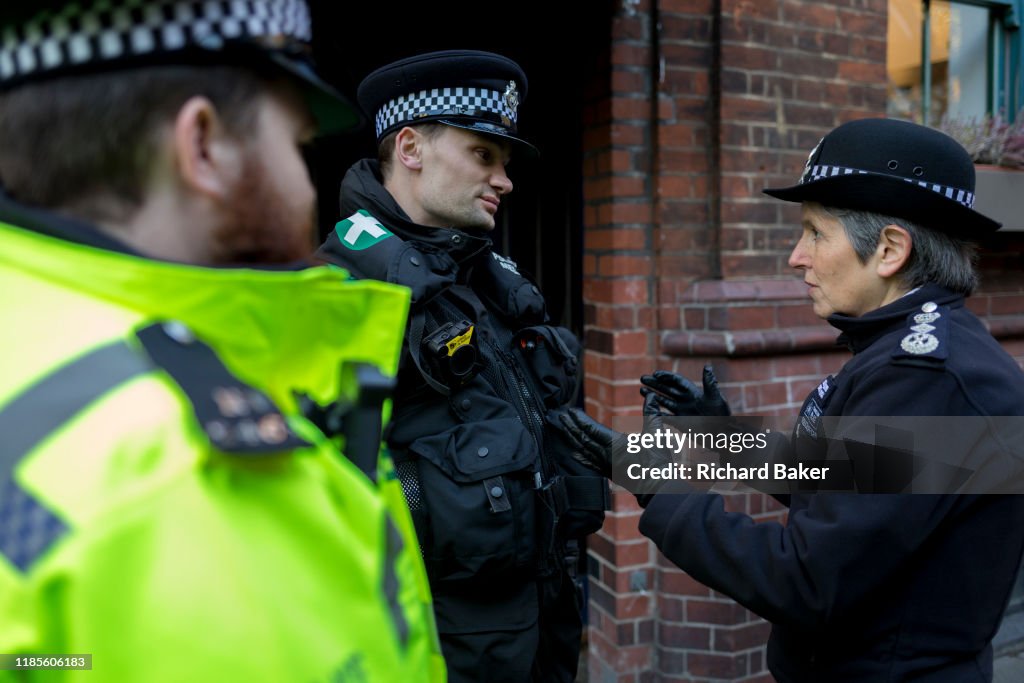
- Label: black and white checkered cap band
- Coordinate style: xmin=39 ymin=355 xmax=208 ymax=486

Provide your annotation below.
xmin=0 ymin=0 xmax=311 ymax=85
xmin=804 ymin=164 xmax=976 ymax=209
xmin=375 ymin=86 xmax=517 ymax=138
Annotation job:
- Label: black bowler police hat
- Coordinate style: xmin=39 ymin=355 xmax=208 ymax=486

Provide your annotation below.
xmin=763 ymin=118 xmax=1001 ymax=236
xmin=0 ymin=0 xmax=360 ymax=134
xmin=357 ymin=49 xmax=538 ymax=157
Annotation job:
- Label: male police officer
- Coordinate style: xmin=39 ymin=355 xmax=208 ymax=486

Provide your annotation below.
xmin=314 ymin=51 xmax=607 ymax=683
xmin=563 ymin=118 xmax=1024 ymax=682
xmin=0 ymin=2 xmax=443 ymax=681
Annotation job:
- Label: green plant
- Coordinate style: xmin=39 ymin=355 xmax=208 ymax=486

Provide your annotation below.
xmin=936 ymin=112 xmax=1024 ymax=169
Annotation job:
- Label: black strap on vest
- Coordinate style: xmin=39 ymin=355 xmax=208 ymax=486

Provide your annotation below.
xmin=342 ymin=363 xmax=396 ymax=482
xmin=543 ymin=474 xmax=611 ymax=516
xmin=294 ymin=362 xmax=396 ymax=482
xmin=564 ymin=475 xmax=612 ymax=511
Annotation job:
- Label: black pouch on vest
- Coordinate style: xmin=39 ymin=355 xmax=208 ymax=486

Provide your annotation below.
xmin=513 ymin=325 xmax=581 ymax=409
xmin=474 ymin=252 xmax=547 ymax=325
xmin=409 ymin=417 xmax=539 ymax=584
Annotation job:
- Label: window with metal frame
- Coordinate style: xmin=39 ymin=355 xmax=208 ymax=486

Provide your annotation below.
xmin=887 ymin=0 xmax=1020 ymax=125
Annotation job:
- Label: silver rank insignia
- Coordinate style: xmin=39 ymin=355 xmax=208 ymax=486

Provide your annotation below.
xmin=900 ymin=332 xmax=939 ymax=355
xmin=900 ymin=303 xmax=941 ymax=355
xmin=503 ymin=80 xmax=520 ymax=117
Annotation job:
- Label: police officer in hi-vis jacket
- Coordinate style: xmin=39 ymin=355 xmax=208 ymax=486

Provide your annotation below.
xmin=0 ymin=2 xmax=443 ymax=681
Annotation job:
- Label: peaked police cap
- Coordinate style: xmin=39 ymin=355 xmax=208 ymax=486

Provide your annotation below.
xmin=0 ymin=0 xmax=360 ymax=134
xmin=357 ymin=49 xmax=537 ymax=157
xmin=763 ymin=118 xmax=1001 ymax=236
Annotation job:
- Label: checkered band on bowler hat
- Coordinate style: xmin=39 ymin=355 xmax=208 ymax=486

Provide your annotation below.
xmin=374 ymin=85 xmax=518 ymax=140
xmin=763 ymin=118 xmax=1001 ymax=236
xmin=0 ymin=0 xmax=360 ymax=133
xmin=358 ymin=49 xmax=538 ymax=157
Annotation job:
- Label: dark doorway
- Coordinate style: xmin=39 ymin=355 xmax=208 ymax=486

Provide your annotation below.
xmin=307 ymin=1 xmax=610 ymax=336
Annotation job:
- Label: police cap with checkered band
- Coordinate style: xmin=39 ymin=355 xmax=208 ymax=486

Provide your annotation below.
xmin=0 ymin=0 xmax=360 ymax=134
xmin=763 ymin=117 xmax=1001 ymax=236
xmin=358 ymin=49 xmax=538 ymax=157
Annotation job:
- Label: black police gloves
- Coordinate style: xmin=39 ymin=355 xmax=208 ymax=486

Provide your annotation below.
xmin=558 ymin=409 xmax=620 ymax=479
xmin=558 ymin=392 xmax=668 ymax=478
xmin=640 ymin=365 xmax=731 ymax=417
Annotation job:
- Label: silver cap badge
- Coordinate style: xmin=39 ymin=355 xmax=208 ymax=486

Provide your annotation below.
xmin=503 ymin=80 xmax=520 ymax=116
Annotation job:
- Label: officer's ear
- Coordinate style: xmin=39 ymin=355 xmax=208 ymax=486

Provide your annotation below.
xmin=394 ymin=126 xmax=424 ymax=172
xmin=876 ymin=224 xmax=912 ymax=278
xmin=171 ymin=95 xmax=246 ymax=200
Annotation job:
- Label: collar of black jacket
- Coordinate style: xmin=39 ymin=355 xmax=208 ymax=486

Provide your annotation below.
xmin=828 ymin=284 xmax=964 ymax=354
xmin=338 ymin=159 xmax=492 ymax=266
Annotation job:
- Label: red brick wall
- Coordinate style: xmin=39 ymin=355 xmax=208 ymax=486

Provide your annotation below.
xmin=582 ymin=1 xmax=663 ymax=678
xmin=718 ymin=0 xmax=889 ymax=280
xmin=582 ymin=1 xmax=1024 ymax=681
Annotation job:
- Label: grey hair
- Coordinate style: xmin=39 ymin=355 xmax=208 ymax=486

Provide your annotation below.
xmin=823 ymin=206 xmax=979 ymax=295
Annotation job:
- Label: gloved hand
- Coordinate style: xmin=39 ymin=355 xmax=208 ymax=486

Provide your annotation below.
xmin=557 ymin=408 xmax=621 ymax=479
xmin=639 ymin=364 xmax=731 ymax=417
xmin=558 ymin=392 xmax=668 ymax=478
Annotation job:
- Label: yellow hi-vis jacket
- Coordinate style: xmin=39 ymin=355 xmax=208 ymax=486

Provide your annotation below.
xmin=0 ymin=216 xmax=445 ymax=683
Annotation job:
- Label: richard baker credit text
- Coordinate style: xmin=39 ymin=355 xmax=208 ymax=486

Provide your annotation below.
xmin=625 ymin=462 xmax=830 ymax=481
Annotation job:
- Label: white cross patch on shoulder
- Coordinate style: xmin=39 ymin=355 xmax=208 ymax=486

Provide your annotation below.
xmin=335 ymin=210 xmax=393 ymax=251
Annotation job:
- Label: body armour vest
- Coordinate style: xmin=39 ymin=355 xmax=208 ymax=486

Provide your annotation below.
xmin=316 ymin=203 xmax=607 ymax=587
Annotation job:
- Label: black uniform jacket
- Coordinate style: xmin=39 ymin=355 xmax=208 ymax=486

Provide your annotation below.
xmin=316 ymin=160 xmax=605 ymax=683
xmin=640 ymin=285 xmax=1024 ymax=682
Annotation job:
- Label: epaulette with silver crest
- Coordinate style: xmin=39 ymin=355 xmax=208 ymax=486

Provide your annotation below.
xmin=891 ymin=301 xmax=949 ymax=365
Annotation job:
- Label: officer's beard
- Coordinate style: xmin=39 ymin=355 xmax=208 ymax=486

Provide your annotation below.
xmin=209 ymin=153 xmax=317 ymax=266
